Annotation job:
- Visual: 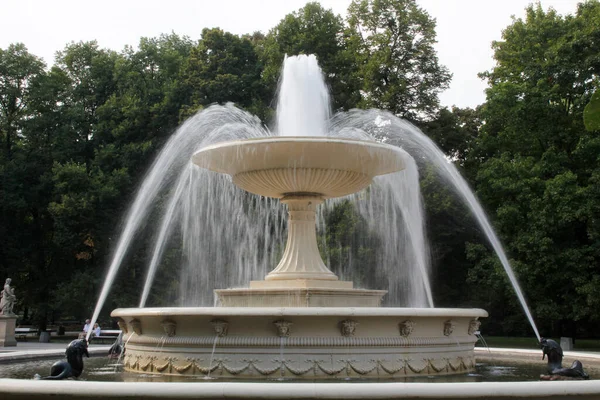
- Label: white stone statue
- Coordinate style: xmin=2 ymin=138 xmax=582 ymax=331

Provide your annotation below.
xmin=0 ymin=278 xmax=16 ymax=316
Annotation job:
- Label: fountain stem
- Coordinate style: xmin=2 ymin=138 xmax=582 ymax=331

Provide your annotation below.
xmin=266 ymin=195 xmax=337 ymax=281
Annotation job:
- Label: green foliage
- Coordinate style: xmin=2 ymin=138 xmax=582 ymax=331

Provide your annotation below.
xmin=260 ymin=0 xmax=451 ymax=118
xmin=346 ymin=0 xmax=451 ymax=119
xmin=471 ymin=2 xmax=600 ymax=336
xmin=319 ymin=200 xmax=380 ymax=287
xmin=183 ymin=28 xmax=265 ymax=113
xmin=419 ymin=165 xmax=483 ymax=308
xmin=420 ymin=106 xmax=481 ymax=165
xmin=0 ymin=36 xmax=193 ymax=325
xmin=0 ymin=43 xmax=46 ymax=158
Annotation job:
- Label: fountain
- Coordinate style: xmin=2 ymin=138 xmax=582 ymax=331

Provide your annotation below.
xmin=1 ymin=55 xmax=600 ymax=398
xmin=112 ymin=134 xmax=486 ymax=379
xmin=106 ymin=55 xmax=485 ymax=379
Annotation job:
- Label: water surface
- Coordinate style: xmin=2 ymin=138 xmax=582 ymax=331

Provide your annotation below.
xmin=1 ymin=357 xmax=595 ymax=382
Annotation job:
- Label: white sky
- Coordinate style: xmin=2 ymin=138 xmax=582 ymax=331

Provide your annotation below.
xmin=0 ymin=0 xmax=581 ymax=109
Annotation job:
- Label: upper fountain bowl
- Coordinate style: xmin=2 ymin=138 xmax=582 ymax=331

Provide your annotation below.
xmin=192 ymin=137 xmax=405 ymax=199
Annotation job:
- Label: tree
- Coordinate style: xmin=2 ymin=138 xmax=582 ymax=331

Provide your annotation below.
xmin=471 ymin=2 xmax=600 ymax=337
xmin=95 ymin=33 xmax=193 ymax=170
xmin=183 ymin=28 xmax=264 ymax=113
xmin=54 ymin=41 xmax=119 ymax=168
xmin=0 ymin=44 xmax=50 ymax=325
xmin=420 ymin=106 xmax=481 ymax=166
xmin=51 ymin=35 xmax=194 ymax=319
xmin=0 ymin=43 xmax=45 ymax=158
xmin=346 ymin=0 xmax=451 ymax=120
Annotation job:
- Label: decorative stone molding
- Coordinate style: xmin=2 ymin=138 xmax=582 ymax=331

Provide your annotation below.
xmin=124 ymin=352 xmax=473 ymax=378
xmin=443 ymin=320 xmax=455 ymax=336
xmin=340 ymin=319 xmax=358 ymax=337
xmin=130 ymin=319 xmax=142 ymax=335
xmin=211 ymin=319 xmax=229 ymax=337
xmin=116 ymin=318 xmax=128 ymax=334
xmin=468 ymin=319 xmax=481 ymax=336
xmin=274 ymin=320 xmax=292 ymax=337
xmin=161 ymin=319 xmax=176 ymax=337
xmin=399 ymin=320 xmax=415 ymax=337
xmin=111 ymin=307 xmax=487 ymax=380
xmin=232 ymin=168 xmax=374 ymax=200
xmin=125 ymin=334 xmax=476 ymax=348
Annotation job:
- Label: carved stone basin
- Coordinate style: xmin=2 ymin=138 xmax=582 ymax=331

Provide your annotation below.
xmin=191 ymin=137 xmax=404 ymax=198
xmin=111 ymin=307 xmax=487 ymax=379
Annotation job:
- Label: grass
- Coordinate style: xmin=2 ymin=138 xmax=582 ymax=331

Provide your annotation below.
xmin=477 ymin=336 xmax=600 ymax=352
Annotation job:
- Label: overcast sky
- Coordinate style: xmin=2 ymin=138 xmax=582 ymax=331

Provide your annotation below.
xmin=0 ymin=0 xmax=582 ymax=108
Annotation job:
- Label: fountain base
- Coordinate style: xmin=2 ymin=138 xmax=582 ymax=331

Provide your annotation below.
xmin=216 ymin=279 xmax=386 ymax=307
xmin=216 ymin=289 xmax=386 ymax=308
xmin=111 ymin=307 xmax=486 ymax=379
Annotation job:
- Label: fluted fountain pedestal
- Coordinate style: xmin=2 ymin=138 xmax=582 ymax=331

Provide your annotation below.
xmin=266 ymin=195 xmax=334 ymax=281
xmin=216 ymin=194 xmax=386 ymax=307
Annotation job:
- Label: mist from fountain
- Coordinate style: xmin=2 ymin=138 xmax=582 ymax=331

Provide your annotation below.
xmin=317 ymin=158 xmax=433 ymax=307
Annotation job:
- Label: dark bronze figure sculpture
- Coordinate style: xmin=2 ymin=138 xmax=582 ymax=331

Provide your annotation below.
xmin=36 ymin=339 xmax=89 ymax=380
xmin=540 ymin=338 xmax=589 ymax=380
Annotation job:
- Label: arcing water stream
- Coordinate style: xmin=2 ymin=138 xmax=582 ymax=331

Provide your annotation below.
xmin=329 ymin=110 xmax=541 ymax=341
xmin=87 ymin=54 xmax=539 ymax=342
xmin=86 ymin=106 xmax=271 ymax=340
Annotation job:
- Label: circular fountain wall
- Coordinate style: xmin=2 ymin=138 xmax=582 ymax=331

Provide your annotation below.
xmin=112 ymin=307 xmax=486 ymax=379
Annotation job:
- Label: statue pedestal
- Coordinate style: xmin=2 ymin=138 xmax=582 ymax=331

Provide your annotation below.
xmin=0 ymin=315 xmax=17 ymax=347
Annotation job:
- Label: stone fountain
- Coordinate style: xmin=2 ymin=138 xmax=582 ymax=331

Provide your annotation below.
xmin=111 ymin=135 xmax=487 ymax=379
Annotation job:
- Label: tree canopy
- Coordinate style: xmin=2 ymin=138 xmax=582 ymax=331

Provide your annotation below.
xmin=347 ymin=0 xmax=451 ymax=119
xmin=469 ymin=2 xmax=600 ymax=337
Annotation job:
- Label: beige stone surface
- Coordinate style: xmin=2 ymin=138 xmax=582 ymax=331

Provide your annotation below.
xmin=265 ymin=195 xmax=337 ymax=281
xmin=215 ymin=287 xmax=386 ymax=307
xmin=192 ymin=137 xmax=404 ymax=199
xmin=111 ymin=307 xmax=487 ymax=379
xmin=3 ymin=379 xmax=600 ymax=399
xmin=249 ymin=279 xmax=353 ymax=289
xmin=0 ymin=315 xmax=17 ymax=347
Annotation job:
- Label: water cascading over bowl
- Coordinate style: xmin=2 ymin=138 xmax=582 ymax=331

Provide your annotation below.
xmin=111 ymin=136 xmax=487 ymax=380
xmin=193 ymin=137 xmax=400 ymax=306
